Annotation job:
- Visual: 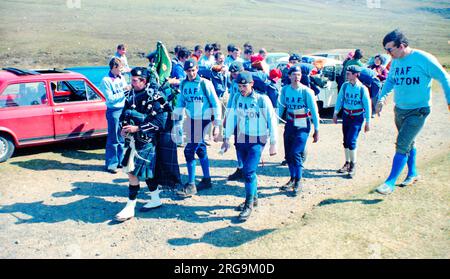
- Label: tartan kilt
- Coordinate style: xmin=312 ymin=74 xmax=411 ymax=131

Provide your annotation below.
xmin=153 ymin=131 xmax=181 ymax=188
xmin=122 ymin=141 xmax=156 ymax=181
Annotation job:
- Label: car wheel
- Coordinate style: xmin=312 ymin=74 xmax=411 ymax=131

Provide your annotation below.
xmin=0 ymin=134 xmax=15 ymax=162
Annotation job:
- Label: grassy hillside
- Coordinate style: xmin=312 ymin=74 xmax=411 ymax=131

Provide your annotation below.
xmin=0 ymin=0 xmax=449 ymax=68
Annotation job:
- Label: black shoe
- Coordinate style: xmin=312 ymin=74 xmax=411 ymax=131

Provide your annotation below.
xmin=107 ymin=168 xmax=118 ymax=174
xmin=238 ymin=199 xmax=253 ymax=222
xmin=280 ymin=160 xmax=288 ymax=166
xmin=280 ymin=178 xmax=294 ymax=191
xmin=228 ymin=168 xmax=243 ymax=181
xmin=348 ymin=162 xmax=356 ymax=178
xmin=176 ymin=183 xmax=197 ymax=197
xmin=292 ymin=180 xmax=302 ymax=197
xmin=197 ymin=177 xmax=212 ymax=191
xmin=337 ymin=162 xmax=350 ymax=173
xmin=235 ymin=197 xmax=258 ymax=211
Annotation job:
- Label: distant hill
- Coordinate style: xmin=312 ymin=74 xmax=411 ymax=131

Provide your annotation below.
xmin=0 ymin=0 xmax=448 ymax=67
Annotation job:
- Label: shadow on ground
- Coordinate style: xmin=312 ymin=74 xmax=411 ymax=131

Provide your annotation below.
xmin=167 ymin=225 xmax=275 ymax=247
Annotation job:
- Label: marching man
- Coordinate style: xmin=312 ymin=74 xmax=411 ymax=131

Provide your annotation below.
xmin=333 ymin=65 xmax=371 ymax=178
xmin=278 ymin=65 xmax=320 ymax=196
xmin=221 ymin=71 xmax=278 ymax=222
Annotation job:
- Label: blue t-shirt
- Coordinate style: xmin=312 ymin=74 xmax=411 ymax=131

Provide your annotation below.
xmin=379 ymin=49 xmax=450 ymax=109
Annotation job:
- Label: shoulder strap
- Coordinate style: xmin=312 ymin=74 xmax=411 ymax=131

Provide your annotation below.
xmin=200 ymin=78 xmax=213 ymax=107
xmin=342 ymin=82 xmax=348 ymax=104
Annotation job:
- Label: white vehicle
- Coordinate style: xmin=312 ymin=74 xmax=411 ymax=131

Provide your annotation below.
xmin=265 ymin=52 xmax=289 ymax=70
xmin=277 ymin=54 xmax=343 ymax=110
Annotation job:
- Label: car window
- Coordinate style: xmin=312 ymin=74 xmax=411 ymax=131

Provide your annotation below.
xmin=0 ymin=82 xmax=48 ymax=108
xmin=52 ymin=80 xmax=101 ymax=103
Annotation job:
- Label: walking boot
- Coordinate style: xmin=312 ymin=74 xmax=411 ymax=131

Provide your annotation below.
xmin=238 ymin=199 xmax=254 ymax=222
xmin=227 ymin=168 xmax=243 ymax=181
xmin=235 ymin=196 xmax=258 ymax=211
xmin=176 ymin=182 xmax=197 ymax=197
xmin=348 ymin=162 xmax=356 ymax=178
xmin=292 ymin=179 xmax=302 ymax=197
xmin=140 ymin=188 xmax=162 ymax=212
xmin=115 ymin=199 xmax=137 ymax=222
xmin=197 ymin=177 xmax=212 ymax=191
xmin=337 ymin=162 xmax=350 ymax=173
xmin=280 ymin=178 xmax=294 ymax=191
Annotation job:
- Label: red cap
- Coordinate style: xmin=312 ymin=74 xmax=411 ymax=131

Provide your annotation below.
xmin=250 ymin=54 xmax=264 ymax=63
xmin=269 ymin=68 xmax=282 ymax=82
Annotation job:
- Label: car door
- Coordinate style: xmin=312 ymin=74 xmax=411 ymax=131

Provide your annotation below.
xmin=51 ymin=79 xmax=107 ymax=140
xmin=0 ymin=81 xmax=54 ymax=145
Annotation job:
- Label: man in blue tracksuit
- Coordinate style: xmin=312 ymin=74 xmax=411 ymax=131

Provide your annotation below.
xmin=100 ymin=57 xmax=130 ymax=173
xmin=222 ymin=71 xmax=278 ymax=222
xmin=333 ymin=65 xmax=371 ymax=178
xmin=278 ymin=65 xmax=320 ymax=196
xmin=224 ymin=61 xmax=245 ymax=181
xmin=375 ymin=29 xmax=450 ymax=195
xmin=173 ymin=58 xmax=222 ymax=197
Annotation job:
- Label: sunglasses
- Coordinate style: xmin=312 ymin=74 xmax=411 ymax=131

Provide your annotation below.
xmin=384 ymin=46 xmax=397 ymax=53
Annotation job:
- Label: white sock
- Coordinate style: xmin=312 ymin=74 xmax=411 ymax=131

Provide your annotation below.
xmin=349 ymin=149 xmax=357 ymax=163
xmin=345 ymin=148 xmax=350 ymax=162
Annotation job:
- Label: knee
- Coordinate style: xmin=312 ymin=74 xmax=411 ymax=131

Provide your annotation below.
xmin=184 ymin=147 xmax=195 ymax=161
xmin=243 ymin=170 xmax=256 ymax=184
xmin=196 ymin=145 xmax=207 ymax=159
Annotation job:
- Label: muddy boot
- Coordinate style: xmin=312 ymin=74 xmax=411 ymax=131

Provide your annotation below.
xmin=115 ymin=199 xmax=136 ymax=222
xmin=228 ymin=168 xmax=243 ymax=181
xmin=337 ymin=162 xmax=350 ymax=173
xmin=176 ymin=182 xmax=197 ymax=197
xmin=197 ymin=177 xmax=212 ymax=191
xmin=140 ymin=189 xmax=162 ymax=212
xmin=280 ymin=178 xmax=294 ymax=191
xmin=235 ymin=196 xmax=258 ymax=211
xmin=238 ymin=198 xmax=254 ymax=222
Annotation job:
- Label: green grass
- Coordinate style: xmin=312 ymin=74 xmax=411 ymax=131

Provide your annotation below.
xmin=0 ymin=0 xmax=449 ymax=68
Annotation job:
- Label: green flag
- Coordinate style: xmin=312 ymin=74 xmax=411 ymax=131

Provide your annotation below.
xmin=154 ymin=41 xmax=172 ymax=84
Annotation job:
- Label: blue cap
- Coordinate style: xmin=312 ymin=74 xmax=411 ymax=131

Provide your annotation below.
xmin=184 ymin=58 xmax=198 ymax=70
xmin=287 ymin=65 xmax=302 ymax=75
xmin=347 ymin=65 xmax=362 ymax=74
xmin=229 ymin=61 xmax=244 ymax=73
xmin=236 ymin=71 xmax=253 ymax=84
xmin=289 ymin=53 xmax=301 ymax=62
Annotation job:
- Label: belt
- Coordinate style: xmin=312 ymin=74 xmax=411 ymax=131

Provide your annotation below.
xmin=288 ymin=112 xmax=311 ymax=119
xmin=344 ymin=108 xmax=364 ymax=115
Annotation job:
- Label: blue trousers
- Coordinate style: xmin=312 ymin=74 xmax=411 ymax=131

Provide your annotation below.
xmin=183 ymin=119 xmax=211 ymax=161
xmin=236 ymin=139 xmax=265 ymax=202
xmin=105 ymin=108 xmax=124 ymax=170
xmin=284 ymin=121 xmax=310 ymax=179
xmin=342 ymin=112 xmax=364 ymax=150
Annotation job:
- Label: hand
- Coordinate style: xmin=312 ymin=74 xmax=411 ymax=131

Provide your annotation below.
xmin=312 ymin=130 xmax=319 ymax=143
xmin=122 ymin=125 xmax=139 ymax=134
xmin=375 ymin=102 xmax=383 ymax=116
xmin=269 ymin=144 xmax=277 ymax=156
xmin=173 ymin=125 xmax=183 ymax=144
xmin=212 ymin=125 xmax=220 ymax=142
xmin=364 ymin=123 xmax=370 ymax=133
xmin=221 ymin=139 xmax=230 ymax=153
xmin=332 ymin=114 xmax=338 ymax=124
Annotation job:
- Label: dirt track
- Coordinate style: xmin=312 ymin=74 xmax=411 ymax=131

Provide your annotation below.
xmin=0 ymin=91 xmax=448 ymax=258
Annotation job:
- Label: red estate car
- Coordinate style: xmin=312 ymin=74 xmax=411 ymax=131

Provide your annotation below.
xmin=0 ymin=68 xmax=108 ymax=162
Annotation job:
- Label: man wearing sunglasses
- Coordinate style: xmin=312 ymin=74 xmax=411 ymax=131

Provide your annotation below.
xmin=375 ymin=29 xmax=450 ymax=195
